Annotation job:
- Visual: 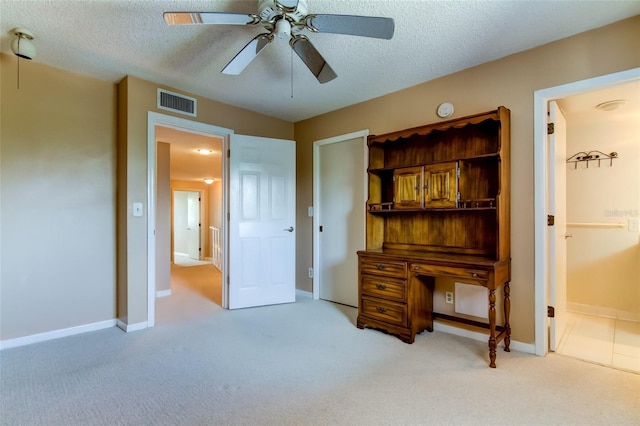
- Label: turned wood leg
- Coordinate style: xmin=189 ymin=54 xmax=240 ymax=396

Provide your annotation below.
xmin=488 ymin=288 xmax=497 ymax=368
xmin=504 ymin=282 xmax=511 ymax=352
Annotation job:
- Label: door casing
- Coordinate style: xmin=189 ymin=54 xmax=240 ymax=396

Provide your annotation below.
xmin=147 ymin=112 xmax=233 ymax=325
xmin=533 ymin=67 xmax=640 ymax=356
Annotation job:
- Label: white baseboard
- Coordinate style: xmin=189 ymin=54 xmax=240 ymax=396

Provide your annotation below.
xmin=0 ymin=319 xmax=117 ymax=351
xmin=433 ymin=320 xmax=535 ymax=355
xmin=156 ymin=289 xmax=172 ymax=298
xmin=296 ymin=289 xmax=313 ymax=298
xmin=116 ymin=319 xmax=148 ymax=333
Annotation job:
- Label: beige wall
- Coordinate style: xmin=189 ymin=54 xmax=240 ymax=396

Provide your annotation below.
xmin=117 ymin=75 xmax=294 ymax=327
xmin=0 ymin=54 xmax=117 ymax=339
xmin=156 ymin=142 xmax=171 ymax=294
xmin=294 ymin=16 xmax=640 ymax=344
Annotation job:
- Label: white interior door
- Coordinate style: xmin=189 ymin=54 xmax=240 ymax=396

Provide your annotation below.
xmin=549 ymin=100 xmax=568 ymax=351
xmin=186 ymin=191 xmax=201 ymax=260
xmin=228 ymin=134 xmax=296 ymax=309
xmin=317 ymin=137 xmax=365 ymax=307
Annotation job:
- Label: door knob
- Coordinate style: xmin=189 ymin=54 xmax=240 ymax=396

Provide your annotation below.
xmin=283 ymin=227 xmax=294 ymax=232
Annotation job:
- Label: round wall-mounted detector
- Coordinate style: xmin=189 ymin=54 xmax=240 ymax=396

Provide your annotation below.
xmin=437 ymin=102 xmax=454 ymax=118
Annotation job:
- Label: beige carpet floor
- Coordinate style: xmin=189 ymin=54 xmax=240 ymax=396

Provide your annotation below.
xmin=1 ymin=272 xmax=639 ymax=425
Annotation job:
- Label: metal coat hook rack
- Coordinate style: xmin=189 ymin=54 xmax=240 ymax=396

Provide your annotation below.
xmin=566 ymin=150 xmax=618 ymax=169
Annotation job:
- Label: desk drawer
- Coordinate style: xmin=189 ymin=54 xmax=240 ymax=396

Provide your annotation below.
xmin=360 ymin=259 xmax=407 ymax=278
xmin=410 ymin=263 xmax=489 ymax=282
xmin=361 ymin=275 xmax=405 ymax=302
xmin=361 ymin=296 xmax=407 ymax=327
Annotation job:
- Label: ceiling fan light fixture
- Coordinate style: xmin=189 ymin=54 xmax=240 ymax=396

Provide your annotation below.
xmin=275 ymin=18 xmax=291 ymax=39
xmin=11 ymin=28 xmax=36 ymax=60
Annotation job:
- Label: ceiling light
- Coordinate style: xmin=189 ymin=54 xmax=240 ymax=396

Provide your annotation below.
xmin=595 ymin=99 xmax=627 ymax=111
xmin=197 ymin=149 xmax=213 ymax=155
xmin=204 ymin=179 xmax=214 ymax=184
xmin=11 ymin=28 xmax=36 ymax=60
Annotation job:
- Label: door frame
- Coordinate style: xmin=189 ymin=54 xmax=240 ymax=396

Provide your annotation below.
xmin=147 ymin=112 xmax=233 ymax=325
xmin=312 ymin=130 xmax=369 ymax=300
xmin=533 ymin=67 xmax=640 ymax=356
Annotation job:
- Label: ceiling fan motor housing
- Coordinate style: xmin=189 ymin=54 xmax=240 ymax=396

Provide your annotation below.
xmin=259 ymin=0 xmax=307 ymax=24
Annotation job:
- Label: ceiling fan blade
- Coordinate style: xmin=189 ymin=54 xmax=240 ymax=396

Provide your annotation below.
xmin=306 ymin=15 xmax=395 ymax=40
xmin=222 ymin=34 xmax=274 ymax=75
xmin=289 ymin=35 xmax=337 ymax=84
xmin=164 ymin=12 xmax=259 ymax=26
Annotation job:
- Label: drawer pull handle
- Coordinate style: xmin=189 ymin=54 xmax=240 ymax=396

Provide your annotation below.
xmin=376 ymin=264 xmax=387 ymax=270
xmin=413 ymin=265 xmax=421 ymax=271
xmin=472 ymin=273 xmax=478 ymax=278
xmin=376 ymin=283 xmax=387 ymax=290
xmin=376 ymin=306 xmax=387 ymax=313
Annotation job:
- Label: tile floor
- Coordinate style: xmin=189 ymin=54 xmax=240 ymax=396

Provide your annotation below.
xmin=557 ymin=312 xmax=640 ymax=373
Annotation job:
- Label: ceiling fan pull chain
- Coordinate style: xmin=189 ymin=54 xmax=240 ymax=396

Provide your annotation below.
xmin=290 ymin=46 xmax=294 ymax=99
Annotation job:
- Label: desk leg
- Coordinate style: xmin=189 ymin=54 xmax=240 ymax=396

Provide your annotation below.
xmin=504 ymin=282 xmax=511 ymax=352
xmin=488 ymin=288 xmax=497 ymax=368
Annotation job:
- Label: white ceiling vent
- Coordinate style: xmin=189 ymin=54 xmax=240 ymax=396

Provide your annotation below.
xmin=157 ymin=88 xmax=197 ymax=117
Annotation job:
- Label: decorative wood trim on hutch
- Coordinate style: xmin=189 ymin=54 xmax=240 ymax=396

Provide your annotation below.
xmin=357 ymin=107 xmax=511 ymax=368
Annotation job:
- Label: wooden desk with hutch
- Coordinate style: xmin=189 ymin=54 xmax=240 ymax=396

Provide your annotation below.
xmin=356 ymin=107 xmax=511 ymax=368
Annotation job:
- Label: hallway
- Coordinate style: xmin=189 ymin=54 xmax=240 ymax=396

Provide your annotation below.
xmin=156 ymin=263 xmax=223 ymax=324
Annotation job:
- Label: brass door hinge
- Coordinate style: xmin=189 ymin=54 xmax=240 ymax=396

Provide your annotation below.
xmin=547 ymin=123 xmax=555 ymax=135
xmin=547 ymin=215 xmax=555 ymax=226
xmin=547 ymin=306 xmax=555 ymax=318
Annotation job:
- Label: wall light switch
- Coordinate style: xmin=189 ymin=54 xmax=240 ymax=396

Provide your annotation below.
xmin=308 ymin=206 xmax=314 ymax=217
xmin=133 ymin=202 xmax=143 ymax=217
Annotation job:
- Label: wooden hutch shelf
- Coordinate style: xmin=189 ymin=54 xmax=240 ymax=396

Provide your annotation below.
xmin=356 ymin=107 xmax=511 ymax=368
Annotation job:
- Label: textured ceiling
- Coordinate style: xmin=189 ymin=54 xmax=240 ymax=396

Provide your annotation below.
xmin=1 ymin=1 xmax=639 ymax=122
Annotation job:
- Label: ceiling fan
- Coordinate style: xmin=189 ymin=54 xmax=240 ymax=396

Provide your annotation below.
xmin=164 ymin=0 xmax=395 ymax=84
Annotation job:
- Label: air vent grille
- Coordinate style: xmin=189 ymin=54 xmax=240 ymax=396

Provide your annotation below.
xmin=157 ymin=89 xmax=197 ymax=117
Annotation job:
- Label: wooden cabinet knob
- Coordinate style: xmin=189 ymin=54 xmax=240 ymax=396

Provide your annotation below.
xmin=376 ymin=264 xmax=387 ymax=270
xmin=376 ymin=283 xmax=387 ymax=290
xmin=376 ymin=306 xmax=387 ymax=313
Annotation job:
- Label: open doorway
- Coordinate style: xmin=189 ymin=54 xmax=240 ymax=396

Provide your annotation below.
xmin=554 ymin=82 xmax=640 ymax=372
xmin=534 ymin=68 xmax=640 ymax=373
xmin=312 ymin=130 xmax=368 ymax=307
xmin=155 ymin=124 xmax=225 ymax=310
